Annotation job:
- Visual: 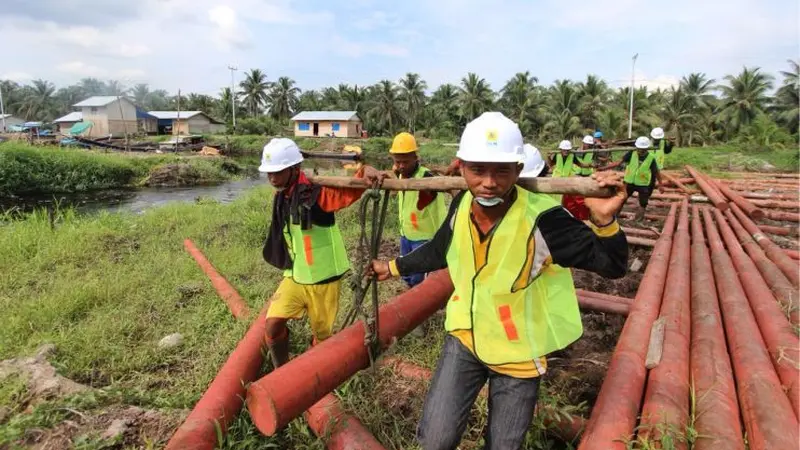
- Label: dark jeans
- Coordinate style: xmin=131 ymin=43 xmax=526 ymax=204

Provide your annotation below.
xmin=400 ymin=236 xmax=428 ymax=287
xmin=417 ymin=335 xmax=541 ymax=450
xmin=626 ymin=184 xmax=653 ymax=208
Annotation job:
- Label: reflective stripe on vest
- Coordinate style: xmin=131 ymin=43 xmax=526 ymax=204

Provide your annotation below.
xmin=579 ymin=152 xmax=594 ymax=176
xmin=655 ymin=139 xmax=666 ymax=169
xmin=554 ymin=154 xmax=578 ymax=178
xmin=624 ymin=151 xmax=656 ymax=187
xmin=398 ymin=166 xmax=447 ymax=241
xmin=444 ymin=188 xmax=583 ymax=365
xmin=283 ymin=221 xmax=349 ymax=284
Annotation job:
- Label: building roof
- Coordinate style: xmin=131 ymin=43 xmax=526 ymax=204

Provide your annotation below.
xmin=291 ymin=111 xmax=360 ymax=122
xmin=148 ymin=111 xmax=223 ymax=124
xmin=0 ymin=114 xmax=20 ymax=119
xmin=73 ymin=96 xmax=132 ymax=107
xmin=54 ymin=111 xmax=83 ymax=123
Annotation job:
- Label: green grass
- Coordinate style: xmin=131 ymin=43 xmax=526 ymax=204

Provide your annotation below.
xmin=663 ymin=145 xmax=799 ymax=173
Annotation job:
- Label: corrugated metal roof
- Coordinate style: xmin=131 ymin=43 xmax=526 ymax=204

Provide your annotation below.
xmin=148 ymin=111 xmax=203 ymax=120
xmin=291 ymin=111 xmax=360 ymax=122
xmin=73 ymin=96 xmax=128 ymax=107
xmin=54 ymin=111 xmax=83 ymax=123
xmin=0 ymin=114 xmax=19 ymax=119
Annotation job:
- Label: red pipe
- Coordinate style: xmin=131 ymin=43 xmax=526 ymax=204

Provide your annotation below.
xmin=578 ymin=204 xmax=678 ymax=450
xmin=747 ymin=198 xmax=800 ymax=210
xmin=639 ymin=199 xmax=691 ymax=447
xmin=626 ymin=235 xmax=656 ymax=247
xmin=763 ymin=209 xmax=800 ymax=222
xmin=577 ymin=294 xmax=630 ymax=316
xmin=713 ymin=209 xmax=800 ymax=418
xmin=246 ymin=270 xmax=454 ymax=436
xmin=303 ymin=394 xmax=386 ymax=450
xmin=785 ymin=249 xmax=800 ymax=259
xmin=732 ymin=191 xmax=799 ymax=201
xmin=758 ymin=224 xmax=800 ymax=237
xmin=706 ymin=177 xmax=765 ymax=220
xmin=724 ymin=209 xmax=799 ymax=327
xmin=575 ymin=289 xmax=633 ymax=305
xmin=661 ymin=172 xmax=693 ymax=194
xmin=688 ymin=206 xmax=744 ymax=450
xmin=184 ymin=239 xmax=250 ymax=319
xmin=619 ymin=212 xmax=668 ymax=222
xmin=621 ymin=226 xmax=660 ymax=239
xmin=730 ymin=204 xmax=800 ymax=287
xmin=686 ymin=166 xmax=728 ymax=211
xmin=165 ymin=307 xmax=267 ymax=450
xmin=702 ymin=208 xmax=799 ymax=449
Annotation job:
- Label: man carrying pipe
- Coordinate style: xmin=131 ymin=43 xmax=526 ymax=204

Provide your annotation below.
xmin=605 ymin=136 xmax=664 ymax=222
xmin=371 ymin=112 xmax=629 ymax=450
xmin=578 ymin=135 xmax=596 ymax=177
xmin=259 ymin=138 xmax=385 ymax=368
xmin=547 ymin=139 xmax=591 ymax=220
xmin=650 ymin=127 xmax=673 ymax=170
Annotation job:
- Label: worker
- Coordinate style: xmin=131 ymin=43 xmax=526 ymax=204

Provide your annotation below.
xmin=650 ymin=127 xmax=673 ymax=169
xmin=390 ymin=132 xmax=447 ymax=289
xmin=578 ymin=135 xmax=595 ymax=177
xmin=259 ymin=138 xmax=385 ymax=367
xmin=371 ymin=112 xmax=628 ymax=450
xmin=548 ymin=140 xmax=579 ymax=178
xmin=605 ymin=136 xmax=664 ymax=222
xmin=593 ymin=130 xmax=606 ymax=148
xmin=521 ymin=143 xmax=546 ymax=178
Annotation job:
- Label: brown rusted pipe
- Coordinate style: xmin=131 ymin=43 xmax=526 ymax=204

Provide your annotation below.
xmin=184 ymin=239 xmax=251 ymax=319
xmin=724 ymin=209 xmax=799 ymax=327
xmin=303 ymin=394 xmax=386 ymax=450
xmin=763 ymin=209 xmax=800 ymax=222
xmin=685 ymin=166 xmax=728 ymax=211
xmin=746 ymin=199 xmax=800 ymax=210
xmin=576 ymin=289 xmax=633 ymax=305
xmin=689 ymin=206 xmax=744 ymax=450
xmin=619 ymin=212 xmax=668 ymax=222
xmin=730 ymin=204 xmax=800 ymax=287
xmin=706 ymin=177 xmax=765 ymax=220
xmin=578 ymin=294 xmax=630 ymax=316
xmin=246 ymin=270 xmax=454 ymax=436
xmin=702 ymin=208 xmax=799 ymax=449
xmin=626 ymin=236 xmax=656 ymax=247
xmin=732 ymin=191 xmax=799 ymax=201
xmin=579 ymin=204 xmax=678 ymax=450
xmin=758 ymin=224 xmax=800 ymax=237
xmin=639 ymin=199 xmax=691 ymax=447
xmin=621 ymin=227 xmax=660 ymax=239
xmin=661 ymin=173 xmax=693 ymax=194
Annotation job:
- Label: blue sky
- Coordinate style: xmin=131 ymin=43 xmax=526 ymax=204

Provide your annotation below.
xmin=1 ymin=0 xmax=797 ymax=95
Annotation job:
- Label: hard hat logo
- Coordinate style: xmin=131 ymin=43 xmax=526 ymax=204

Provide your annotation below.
xmin=485 ymin=130 xmax=499 ymax=146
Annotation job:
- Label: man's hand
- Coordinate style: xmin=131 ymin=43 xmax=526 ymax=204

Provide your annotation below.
xmin=585 ymin=171 xmax=627 ymax=225
xmin=369 ymin=259 xmax=393 ymax=281
xmin=444 ymin=159 xmax=461 ymax=176
xmin=362 ymin=165 xmax=389 ymax=187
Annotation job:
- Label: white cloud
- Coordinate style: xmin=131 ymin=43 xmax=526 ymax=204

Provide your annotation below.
xmin=2 ymin=71 xmax=33 ymax=82
xmin=332 ymin=35 xmax=408 ymax=58
xmin=56 ymin=61 xmax=107 ymax=77
xmin=208 ymin=5 xmax=252 ymax=49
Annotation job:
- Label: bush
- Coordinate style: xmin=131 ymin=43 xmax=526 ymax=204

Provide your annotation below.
xmin=235 ymin=117 xmax=282 ymax=136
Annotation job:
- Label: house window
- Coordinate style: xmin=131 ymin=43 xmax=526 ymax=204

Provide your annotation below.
xmin=298 ymin=122 xmax=310 ymax=131
xmin=90 ymin=107 xmax=98 ymax=113
xmin=331 ymin=123 xmax=341 ymax=132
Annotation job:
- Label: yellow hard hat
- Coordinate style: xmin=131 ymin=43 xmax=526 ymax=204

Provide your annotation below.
xmin=389 ymin=132 xmax=418 ymax=154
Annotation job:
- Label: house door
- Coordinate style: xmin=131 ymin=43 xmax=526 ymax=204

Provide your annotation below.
xmin=313 ymin=123 xmax=319 ymax=136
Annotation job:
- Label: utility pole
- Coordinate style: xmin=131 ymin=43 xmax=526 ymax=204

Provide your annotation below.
xmin=227 ymin=65 xmax=238 ymax=134
xmin=176 ymin=89 xmax=181 ymax=153
xmin=0 ymin=82 xmax=6 ymax=133
xmin=628 ymin=53 xmax=638 ymax=139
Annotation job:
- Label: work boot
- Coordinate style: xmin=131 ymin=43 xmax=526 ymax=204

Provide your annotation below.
xmin=267 ymin=330 xmax=290 ymax=369
xmin=635 ymin=206 xmax=645 ymax=223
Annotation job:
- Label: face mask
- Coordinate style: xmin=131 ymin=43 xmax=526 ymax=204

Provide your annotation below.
xmin=475 ymin=196 xmax=504 ymax=208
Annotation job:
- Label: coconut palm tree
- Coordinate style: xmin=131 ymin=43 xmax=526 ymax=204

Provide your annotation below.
xmin=773 ymin=59 xmax=799 ymax=134
xmin=320 ymin=87 xmax=341 ymax=110
xmin=679 ymin=73 xmax=716 ymax=144
xmin=79 ymin=78 xmax=106 ymax=96
xmin=499 ymin=71 xmax=539 ymax=135
xmin=21 ymin=79 xmax=58 ymax=121
xmin=0 ymin=80 xmax=24 ymax=115
xmin=338 ymin=84 xmax=367 ymax=119
xmin=577 ymin=75 xmax=610 ymax=130
xmin=597 ymin=108 xmax=626 ymax=141
xmin=146 ymin=89 xmax=170 ymax=110
xmin=660 ymin=87 xmax=694 ymax=145
xmin=428 ymin=83 xmax=460 ymax=136
xmin=367 ymin=80 xmax=403 ymax=135
xmin=130 ymin=83 xmax=151 ymax=106
xmin=543 ymin=80 xmax=581 ymax=139
xmin=267 ymin=76 xmax=300 ymax=120
xmin=297 ymin=90 xmax=323 ymax=112
xmin=399 ymin=73 xmax=427 ymax=133
xmin=458 ymin=73 xmax=494 ymax=122
xmin=185 ymin=93 xmax=216 ymax=112
xmin=239 ymin=69 xmax=269 ymax=116
xmin=216 ymin=87 xmax=235 ymax=122
xmin=54 ymin=86 xmax=85 ymax=115
xmin=104 ymin=80 xmax=126 ymax=96
xmin=542 ymin=110 xmax=582 ymax=141
xmin=718 ymin=66 xmax=774 ymax=134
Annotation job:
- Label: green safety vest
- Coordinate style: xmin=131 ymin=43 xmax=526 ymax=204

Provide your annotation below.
xmin=398 ymin=166 xmax=447 ymax=241
xmin=554 ymin=154 xmax=578 ymax=178
xmin=624 ymin=151 xmax=656 ymax=187
xmin=444 ymin=188 xmax=583 ymax=365
xmin=578 ymin=152 xmax=594 ymax=176
xmin=654 ymin=139 xmax=666 ymax=170
xmin=282 ymin=220 xmax=349 ymax=284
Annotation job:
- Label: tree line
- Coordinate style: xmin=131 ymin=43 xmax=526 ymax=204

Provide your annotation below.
xmin=1 ymin=60 xmax=797 ymax=147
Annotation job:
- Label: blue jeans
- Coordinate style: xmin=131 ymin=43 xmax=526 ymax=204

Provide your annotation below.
xmin=417 ymin=335 xmax=541 ymax=450
xmin=400 ymin=236 xmax=428 ymax=288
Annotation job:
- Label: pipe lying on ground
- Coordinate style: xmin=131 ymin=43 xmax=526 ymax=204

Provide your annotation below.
xmin=661 ymin=173 xmax=693 ymax=195
xmin=575 ymin=289 xmax=633 ymax=305
xmin=702 ymin=208 xmax=799 ymax=449
xmin=577 ymin=294 xmax=630 ymax=316
xmin=184 ymin=239 xmax=250 ymax=319
xmin=308 ymin=175 xmax=615 ymax=197
xmin=246 ymin=270 xmax=454 ymax=436
xmin=686 ymin=166 xmax=728 ymax=211
xmin=730 ymin=204 xmax=800 ymax=287
xmin=732 ymin=191 xmax=799 ymax=201
xmin=763 ymin=209 xmax=800 ymax=222
xmin=785 ymin=249 xmax=800 ymax=260
xmin=757 ymin=224 xmax=800 ymax=237
xmin=714 ymin=209 xmax=800 ymax=418
xmin=303 ymin=394 xmax=386 ymax=450
xmin=639 ymin=199 xmax=691 ymax=448
xmin=578 ymin=204 xmax=678 ymax=450
xmin=626 ymin=236 xmax=656 ymax=247
xmin=746 ymin=198 xmax=800 ymax=210
xmin=621 ymin=226 xmax=660 ymax=239
xmin=619 ymin=212 xmax=668 ymax=222
xmin=688 ymin=206 xmax=744 ymax=450
xmin=706 ymin=177 xmax=765 ymax=220
xmin=724 ymin=209 xmax=799 ymax=327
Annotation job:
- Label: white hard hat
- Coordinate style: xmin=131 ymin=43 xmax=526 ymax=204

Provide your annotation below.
xmin=582 ymin=135 xmax=594 ymax=145
xmin=635 ymin=136 xmax=652 ymax=149
xmin=558 ymin=140 xmax=572 ymax=151
xmin=520 ymin=144 xmax=545 ymax=178
xmin=650 ymin=127 xmax=665 ymax=140
xmin=456 ymin=112 xmax=524 ymax=163
xmin=258 ymin=138 xmax=304 ymax=173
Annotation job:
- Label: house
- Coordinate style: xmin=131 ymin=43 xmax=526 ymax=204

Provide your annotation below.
xmin=147 ymin=111 xmax=226 ymax=135
xmin=0 ymin=114 xmax=25 ymax=132
xmin=73 ymin=96 xmax=139 ymax=138
xmin=53 ymin=111 xmax=84 ymax=135
xmin=291 ymin=111 xmax=362 ymax=138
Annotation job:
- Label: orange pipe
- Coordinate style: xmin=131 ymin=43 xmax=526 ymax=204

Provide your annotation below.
xmin=184 ymin=239 xmax=250 ymax=319
xmin=246 ymin=270 xmax=454 ymax=436
xmin=575 ymin=289 xmax=633 ymax=305
xmin=304 ymin=394 xmax=386 ymax=450
xmin=763 ymin=209 xmax=800 ymax=222
xmin=730 ymin=204 xmax=800 ymax=287
xmin=626 ymin=236 xmax=656 ymax=247
xmin=758 ymin=224 xmax=799 ymax=237
xmin=706 ymin=177 xmax=765 ymax=220
xmin=577 ymin=294 xmax=630 ymax=316
xmin=621 ymin=227 xmax=660 ymax=239
xmin=686 ymin=166 xmax=728 ymax=211
xmin=661 ymin=173 xmax=693 ymax=194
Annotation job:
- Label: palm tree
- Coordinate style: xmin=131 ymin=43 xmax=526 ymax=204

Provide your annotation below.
xmin=718 ymin=66 xmax=774 ymax=134
xmin=54 ymin=86 xmax=85 ymax=115
xmin=367 ymin=80 xmax=403 ymax=135
xmin=399 ymin=73 xmax=427 ymax=133
xmin=239 ymin=69 xmax=269 ymax=116
xmin=104 ymin=80 xmax=126 ymax=96
xmin=297 ymin=90 xmax=323 ymax=112
xmin=146 ymin=89 xmax=170 ymax=110
xmin=543 ymin=110 xmax=582 ymax=141
xmin=216 ymin=87 xmax=235 ymax=122
xmin=773 ymin=59 xmax=799 ymax=134
xmin=0 ymin=80 xmax=24 ymax=115
xmin=21 ymin=79 xmax=58 ymax=120
xmin=660 ymin=87 xmax=694 ymax=145
xmin=613 ymin=86 xmax=661 ymax=137
xmin=320 ymin=87 xmax=341 ymax=110
xmin=130 ymin=83 xmax=151 ymax=106
xmin=458 ymin=73 xmax=494 ymax=122
xmin=680 ymin=73 xmax=716 ymax=144
xmin=79 ymin=78 xmax=106 ymax=96
xmin=429 ymin=83 xmax=460 ymax=136
xmin=267 ymin=76 xmax=300 ymax=120
xmin=597 ymin=108 xmax=625 ymax=141
xmin=338 ymin=84 xmax=367 ymax=119
xmin=577 ymin=75 xmax=609 ymax=130
xmin=543 ymin=80 xmax=582 ymax=140
xmin=499 ymin=71 xmax=539 ymax=135
xmin=185 ymin=93 xmax=216 ymax=112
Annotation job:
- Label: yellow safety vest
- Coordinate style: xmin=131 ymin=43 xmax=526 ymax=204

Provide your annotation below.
xmin=553 ymin=153 xmax=578 ymax=178
xmin=283 ymin=221 xmax=349 ymax=284
xmin=654 ymin=139 xmax=666 ymax=170
xmin=444 ymin=188 xmax=583 ymax=365
xmin=578 ymin=152 xmax=594 ymax=176
xmin=398 ymin=166 xmax=447 ymax=241
xmin=624 ymin=151 xmax=656 ymax=187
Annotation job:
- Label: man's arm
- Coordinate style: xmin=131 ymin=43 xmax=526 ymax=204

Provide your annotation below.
xmin=664 ymin=140 xmax=674 ymax=154
xmin=317 ymin=165 xmax=385 ymax=212
xmin=537 ymin=207 xmax=628 ymax=278
xmin=416 ymin=170 xmax=438 ymax=210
